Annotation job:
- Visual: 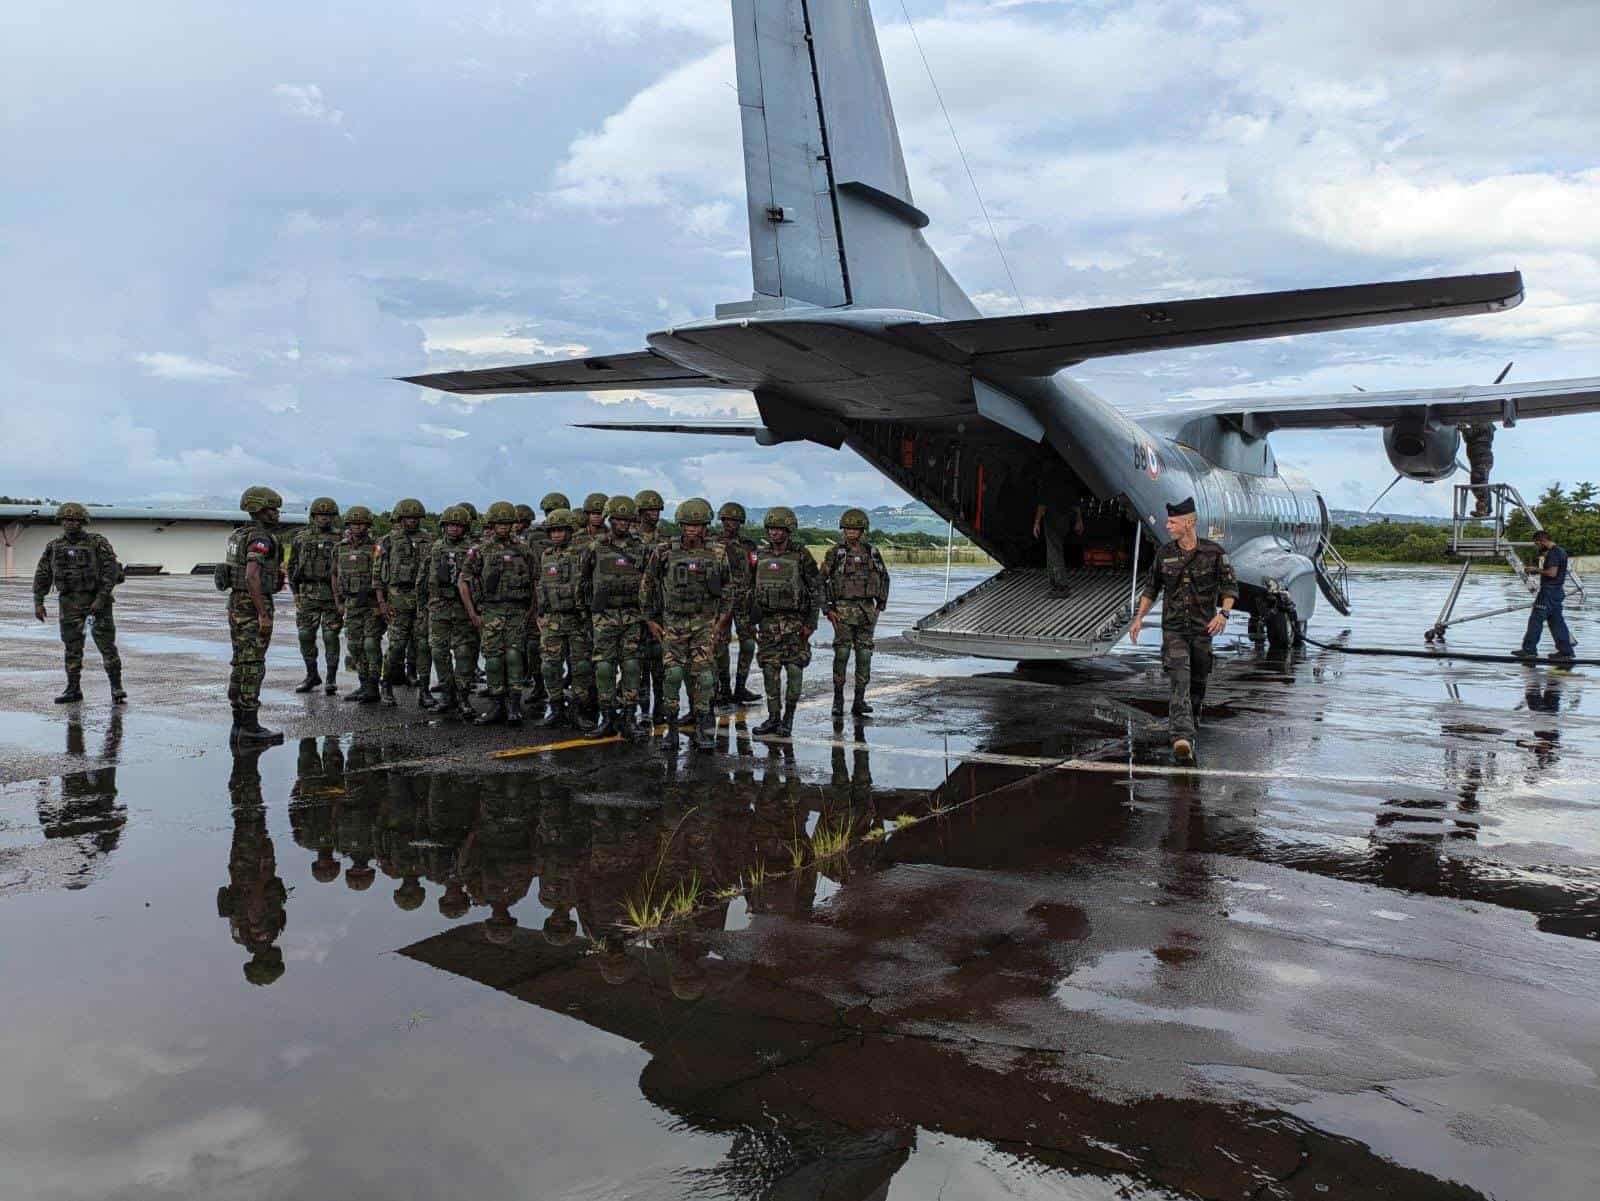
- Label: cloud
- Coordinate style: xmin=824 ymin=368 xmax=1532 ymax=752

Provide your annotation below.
xmin=134 ymin=352 xmax=240 ymax=381
xmin=418 ymin=423 xmax=469 ymax=440
xmin=272 ymin=83 xmax=344 ymax=128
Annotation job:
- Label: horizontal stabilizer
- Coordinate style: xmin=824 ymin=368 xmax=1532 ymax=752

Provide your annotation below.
xmin=401 ymin=349 xmax=731 ymax=395
xmin=898 ymin=272 xmax=1524 ymax=377
xmin=572 ymin=421 xmax=766 ymax=438
xmin=1166 ymin=374 xmax=1600 ymax=432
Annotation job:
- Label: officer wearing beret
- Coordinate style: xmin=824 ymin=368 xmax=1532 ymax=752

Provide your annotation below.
xmin=1129 ymin=497 xmax=1237 ymax=763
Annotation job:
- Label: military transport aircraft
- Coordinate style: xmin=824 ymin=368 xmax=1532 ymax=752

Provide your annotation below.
xmin=404 ymin=0 xmax=1600 ymax=661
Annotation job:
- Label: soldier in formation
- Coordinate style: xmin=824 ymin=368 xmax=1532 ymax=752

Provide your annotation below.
xmin=33 ymin=502 xmax=126 ymax=704
xmin=714 ymin=502 xmax=763 ymax=709
xmin=749 ymin=507 xmax=821 ymax=737
xmin=581 ymin=495 xmax=647 ymax=739
xmin=333 ymin=506 xmax=383 ymax=703
xmin=286 ymin=497 xmax=343 ymax=695
xmin=224 ymin=487 xmax=289 ymax=745
xmin=820 ymin=508 xmax=891 ymax=719
xmin=642 ymin=498 xmax=734 ymax=752
xmin=1128 ymin=497 xmax=1238 ymax=764
xmin=460 ymin=501 xmax=538 ymax=726
xmin=533 ymin=508 xmax=596 ymax=729
xmin=634 ymin=489 xmax=667 ymax=718
xmin=426 ymin=506 xmax=478 ymax=720
xmin=520 ymin=492 xmax=569 ymax=711
xmin=375 ymin=498 xmax=433 ymax=708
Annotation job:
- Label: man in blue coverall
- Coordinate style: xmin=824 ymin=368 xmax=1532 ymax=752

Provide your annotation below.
xmin=1513 ymin=529 xmax=1576 ymax=663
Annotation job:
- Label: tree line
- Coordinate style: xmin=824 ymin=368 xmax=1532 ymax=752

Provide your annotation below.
xmin=1333 ymin=483 xmax=1600 ymax=562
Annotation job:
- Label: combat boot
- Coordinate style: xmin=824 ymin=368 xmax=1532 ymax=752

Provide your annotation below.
xmin=455 ymin=690 xmax=478 ymax=721
xmin=524 ymin=677 xmax=547 ymax=709
xmin=323 ymin=660 xmax=338 ymax=695
xmin=536 ymin=699 xmax=568 ymax=729
xmin=851 ymin=684 xmax=873 ymax=716
xmin=106 ymin=667 xmax=127 ymax=704
xmin=831 ymin=682 xmax=845 ymax=718
xmin=618 ymin=705 xmax=639 ymax=741
xmin=294 ymin=659 xmax=321 ymax=693
xmin=586 ymin=707 xmax=616 ymax=739
xmin=715 ymin=668 xmax=735 ymax=713
xmin=659 ymin=715 xmax=680 ymax=752
xmin=380 ymin=680 xmax=397 ymax=707
xmin=417 ymin=684 xmax=438 ymax=711
xmin=54 ymin=672 xmax=83 ymax=704
xmin=359 ymin=675 xmax=382 ymax=705
xmin=778 ymin=699 xmax=797 ymax=737
xmin=234 ymin=709 xmax=284 ymax=746
xmin=474 ymin=695 xmax=508 ymax=726
xmin=752 ymin=704 xmax=783 ymax=736
xmin=732 ymin=667 xmax=761 ymax=705
xmin=693 ymin=712 xmax=716 ymax=751
xmin=505 ymin=693 xmax=524 ymax=727
xmin=343 ymin=675 xmax=365 ymax=702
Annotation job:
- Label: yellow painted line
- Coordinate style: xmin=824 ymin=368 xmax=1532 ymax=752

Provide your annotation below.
xmin=490 ymin=733 xmax=623 ymax=759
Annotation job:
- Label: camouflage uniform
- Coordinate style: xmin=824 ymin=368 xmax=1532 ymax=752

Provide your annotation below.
xmin=714 ymin=505 xmax=762 ymax=707
xmin=1462 ymin=423 xmax=1495 ymax=518
xmin=425 ymin=519 xmax=477 ymax=716
xmin=572 ymin=492 xmax=609 ymax=555
xmin=333 ymin=522 xmax=382 ymax=700
xmin=33 ymin=515 xmax=123 ymax=701
xmin=1140 ymin=538 xmax=1238 ymax=745
xmin=286 ymin=505 xmax=342 ymax=692
xmin=521 ymin=493 xmax=568 ymax=703
xmin=820 ymin=532 xmax=891 ymax=717
xmin=375 ymin=508 xmax=432 ymax=704
xmin=462 ymin=522 xmax=537 ymax=723
xmin=582 ymin=524 xmax=647 ymax=723
xmin=634 ymin=491 xmax=667 ymax=715
xmin=533 ymin=516 xmax=595 ymax=725
xmin=223 ymin=497 xmax=287 ymax=730
xmin=218 ymin=746 xmax=288 ymax=986
xmin=641 ymin=516 xmax=735 ymax=745
xmin=751 ymin=536 xmax=822 ymax=736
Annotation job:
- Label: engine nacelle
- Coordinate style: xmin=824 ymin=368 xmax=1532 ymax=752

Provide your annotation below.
xmin=1383 ymin=415 xmax=1460 ymax=482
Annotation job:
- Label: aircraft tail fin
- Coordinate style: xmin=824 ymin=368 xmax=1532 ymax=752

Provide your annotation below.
xmin=727 ymin=0 xmax=977 ymax=318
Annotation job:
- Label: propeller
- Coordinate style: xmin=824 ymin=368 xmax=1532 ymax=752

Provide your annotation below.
xmin=1362 ymin=360 xmax=1514 ymax=514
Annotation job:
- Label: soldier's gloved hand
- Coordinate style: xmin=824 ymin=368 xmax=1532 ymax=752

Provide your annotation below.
xmin=34 ymin=603 xmax=47 ymax=622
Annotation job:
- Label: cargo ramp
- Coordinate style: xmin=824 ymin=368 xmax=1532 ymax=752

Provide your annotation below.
xmin=907 ymin=568 xmax=1133 ymax=661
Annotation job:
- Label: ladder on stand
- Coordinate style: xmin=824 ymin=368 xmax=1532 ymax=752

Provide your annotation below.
xmin=1424 ymin=482 xmax=1586 ymax=643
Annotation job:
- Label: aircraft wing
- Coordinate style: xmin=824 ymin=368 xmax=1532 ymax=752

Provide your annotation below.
xmin=1165 ymin=376 xmax=1600 ymax=432
xmin=572 ymin=421 xmax=765 ymax=437
xmin=895 ymin=272 xmax=1523 ymax=376
xmin=400 ymin=349 xmax=733 ymax=395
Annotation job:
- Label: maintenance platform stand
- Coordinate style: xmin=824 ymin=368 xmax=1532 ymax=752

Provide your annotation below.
xmin=1424 ymin=483 xmax=1586 ymax=643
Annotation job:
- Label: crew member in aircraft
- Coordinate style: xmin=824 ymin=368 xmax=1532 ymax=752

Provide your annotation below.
xmin=1033 ymin=478 xmax=1085 ymax=596
xmin=1128 ymin=498 xmax=1237 ymax=765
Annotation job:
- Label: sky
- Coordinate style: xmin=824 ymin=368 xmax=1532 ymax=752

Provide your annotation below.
xmin=3 ymin=0 xmax=1597 ymax=516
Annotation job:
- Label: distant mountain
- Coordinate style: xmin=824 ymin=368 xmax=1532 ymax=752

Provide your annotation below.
xmin=1328 ymin=508 xmax=1454 ymax=528
xmin=790 ymin=502 xmax=950 ymax=536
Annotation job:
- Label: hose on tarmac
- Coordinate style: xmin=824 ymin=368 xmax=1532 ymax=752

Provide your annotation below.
xmin=1298 ymin=634 xmax=1597 ymax=667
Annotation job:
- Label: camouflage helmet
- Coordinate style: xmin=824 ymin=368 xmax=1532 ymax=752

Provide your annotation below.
xmin=346 ymin=865 xmax=376 ymax=892
xmin=438 ymin=888 xmax=469 ymax=921
xmin=239 ymin=485 xmax=284 ymax=514
xmin=485 ymin=500 xmax=517 ymax=524
xmin=674 ymin=497 xmax=714 ymax=525
xmin=344 ymin=505 xmax=374 ymax=525
xmin=439 ymin=504 xmax=472 ymax=527
xmin=542 ymin=911 xmax=578 ymax=946
xmin=763 ymin=506 xmax=798 ymax=532
xmin=604 ymin=494 xmax=638 ymax=521
xmin=514 ymin=503 xmax=535 ymax=523
xmin=634 ymin=489 xmax=664 ymax=512
xmin=243 ymin=950 xmax=286 ymax=988
xmin=483 ymin=914 xmax=518 ymax=945
xmin=582 ymin=491 xmax=609 ymax=516
xmin=393 ymin=881 xmax=425 ymax=912
xmin=310 ymin=854 xmax=341 ymax=884
xmin=392 ymin=497 xmax=425 ymax=520
xmin=56 ymin=502 xmax=89 ymax=523
xmin=309 ymin=496 xmax=340 ymax=518
xmin=544 ymin=508 xmax=576 ymax=531
xmin=839 ymin=508 xmax=870 ymax=531
xmin=540 ymin=491 xmax=570 ymax=514
xmin=455 ymin=501 xmax=479 ymax=522
xmin=718 ymin=501 xmax=747 ymax=523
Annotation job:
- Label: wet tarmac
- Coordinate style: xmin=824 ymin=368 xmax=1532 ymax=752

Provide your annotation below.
xmin=2 ymin=567 xmax=1599 ymax=1199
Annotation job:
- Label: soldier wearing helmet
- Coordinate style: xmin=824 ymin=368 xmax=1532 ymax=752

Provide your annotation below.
xmin=218 ymin=745 xmax=289 ymax=987
xmin=633 ymin=489 xmax=668 ymax=719
xmin=286 ymin=497 xmax=343 ymax=696
xmin=224 ymin=486 xmax=288 ymax=745
xmin=641 ymin=497 xmax=737 ymax=752
xmin=519 ymin=493 xmax=570 ymax=709
xmin=33 ymin=502 xmax=126 ymax=705
xmin=714 ymin=501 xmax=762 ymax=711
xmin=748 ymin=506 xmax=822 ymax=737
xmin=424 ymin=505 xmax=479 ymax=720
xmin=579 ymin=495 xmax=648 ymax=739
xmin=331 ymin=505 xmax=383 ymax=704
xmin=532 ymin=508 xmax=596 ymax=729
xmin=452 ymin=502 xmax=485 ymax=689
xmin=574 ymin=492 xmax=609 ymax=553
xmin=375 ymin=498 xmax=435 ymax=710
xmin=821 ymin=508 xmax=891 ymax=719
xmin=459 ymin=501 xmax=538 ymax=726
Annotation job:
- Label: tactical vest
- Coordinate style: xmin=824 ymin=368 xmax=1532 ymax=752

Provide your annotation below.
xmin=52 ymin=538 xmax=100 ymax=593
xmin=224 ymin=524 xmax=282 ymax=593
xmin=431 ymin=539 xmax=468 ymax=598
xmin=539 ymin=546 xmax=582 ymax=613
xmin=590 ymin=539 xmax=644 ymax=612
xmin=660 ymin=540 xmax=724 ymax=616
xmin=291 ymin=531 xmax=336 ymax=584
xmin=481 ymin=540 xmax=533 ymax=604
xmin=383 ymin=531 xmax=426 ymax=587
xmin=337 ymin=540 xmax=377 ymax=600
xmin=754 ymin=550 xmax=804 ymax=613
xmin=833 ymin=546 xmax=883 ymax=600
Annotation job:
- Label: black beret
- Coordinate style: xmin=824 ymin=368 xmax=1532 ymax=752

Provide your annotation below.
xmin=1166 ymin=497 xmax=1196 ymax=517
